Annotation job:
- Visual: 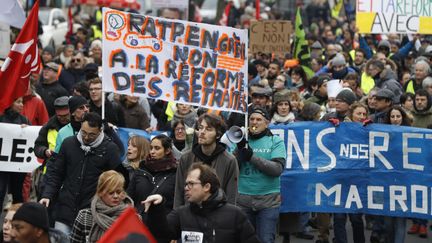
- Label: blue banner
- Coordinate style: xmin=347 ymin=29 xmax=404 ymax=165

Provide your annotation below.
xmin=271 ymin=122 xmax=432 ymax=219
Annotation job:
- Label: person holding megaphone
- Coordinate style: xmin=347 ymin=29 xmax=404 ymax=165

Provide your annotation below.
xmin=235 ymin=106 xmax=287 ymax=243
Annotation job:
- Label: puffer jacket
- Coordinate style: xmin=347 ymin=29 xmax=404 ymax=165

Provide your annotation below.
xmin=42 ymin=135 xmax=125 ymax=227
xmin=147 ymin=189 xmax=260 ymax=243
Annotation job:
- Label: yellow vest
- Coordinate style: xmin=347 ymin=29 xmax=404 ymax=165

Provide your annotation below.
xmin=43 ymin=129 xmax=59 ymax=174
xmin=361 ymin=73 xmax=375 ymax=95
xmin=406 ymin=80 xmax=415 ymax=94
xmin=91 ymin=25 xmax=102 ymax=40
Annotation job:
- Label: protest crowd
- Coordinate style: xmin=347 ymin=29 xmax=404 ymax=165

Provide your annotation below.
xmin=1 ymin=0 xmax=432 ymax=242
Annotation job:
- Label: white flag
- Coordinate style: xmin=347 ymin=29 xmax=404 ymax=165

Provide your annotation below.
xmin=0 ymin=0 xmax=26 ymax=28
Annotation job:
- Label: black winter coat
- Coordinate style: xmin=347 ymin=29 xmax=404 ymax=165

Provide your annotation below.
xmin=35 ymin=81 xmax=69 ymax=117
xmin=147 ymin=190 xmax=260 ymax=243
xmin=41 ymin=135 xmax=125 ymax=227
xmin=0 ymin=109 xmax=31 ymax=125
xmin=127 ymin=164 xmax=176 ymax=216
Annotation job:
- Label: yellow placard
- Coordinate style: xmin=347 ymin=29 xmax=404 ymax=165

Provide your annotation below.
xmin=419 ymin=17 xmax=432 ymax=34
xmin=356 ymin=12 xmax=376 ymax=33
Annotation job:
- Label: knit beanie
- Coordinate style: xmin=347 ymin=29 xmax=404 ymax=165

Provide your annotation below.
xmin=331 ymin=53 xmax=346 ymax=66
xmin=336 ymin=89 xmax=357 ymax=105
xmin=13 ymin=202 xmax=49 ymax=232
xmin=273 ymin=89 xmax=290 ymax=104
xmin=378 ymin=39 xmax=391 ymax=49
xmin=68 ymin=95 xmax=88 ymax=113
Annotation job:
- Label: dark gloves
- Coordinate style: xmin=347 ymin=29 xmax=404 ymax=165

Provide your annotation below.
xmin=238 ymin=147 xmax=253 ymax=162
xmin=328 ymin=118 xmax=340 ymax=127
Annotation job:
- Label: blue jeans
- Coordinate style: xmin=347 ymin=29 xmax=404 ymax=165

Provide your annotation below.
xmin=243 ymin=207 xmax=279 ymax=243
xmin=55 ymin=221 xmax=71 ymax=236
xmin=333 ymin=213 xmax=365 ymax=243
xmin=383 ymin=217 xmax=406 ymax=243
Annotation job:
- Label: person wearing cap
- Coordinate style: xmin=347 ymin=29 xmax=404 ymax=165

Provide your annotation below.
xmin=315 ymin=53 xmax=356 ymax=80
xmin=33 ymin=96 xmax=71 ymax=195
xmin=366 ymin=59 xmax=403 ymax=104
xmin=322 ymin=89 xmax=357 ymax=122
xmin=54 ymin=95 xmax=89 ymax=153
xmin=311 ymin=41 xmax=323 ymax=59
xmin=235 ymin=106 xmax=286 ymax=243
xmin=403 ymin=60 xmax=432 ymax=94
xmin=11 ymin=202 xmax=69 ymax=243
xmin=305 ymin=75 xmax=330 ymax=107
xmin=40 ymin=112 xmax=126 ymax=236
xmin=36 ymin=62 xmax=69 ymax=117
xmin=369 ymin=88 xmax=394 ymax=124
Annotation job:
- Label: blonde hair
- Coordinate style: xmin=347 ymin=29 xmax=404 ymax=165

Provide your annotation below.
xmin=96 ymin=170 xmax=125 ymax=196
xmin=7 ymin=203 xmax=22 ymax=212
xmin=128 ymin=136 xmax=150 ymax=169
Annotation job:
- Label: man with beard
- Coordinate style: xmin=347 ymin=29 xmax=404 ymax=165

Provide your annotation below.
xmin=40 ymin=112 xmax=126 ymax=235
xmin=352 ymin=48 xmax=367 ymax=73
xmin=412 ymin=89 xmax=432 ymax=128
xmin=266 ymin=61 xmax=282 ymax=88
xmin=174 ymin=113 xmax=238 ymax=208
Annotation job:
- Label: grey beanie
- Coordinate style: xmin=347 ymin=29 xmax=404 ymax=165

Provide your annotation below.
xmin=332 ymin=54 xmax=346 ymax=66
xmin=378 ymin=40 xmax=391 ymax=49
xmin=336 ymin=89 xmax=357 ymax=105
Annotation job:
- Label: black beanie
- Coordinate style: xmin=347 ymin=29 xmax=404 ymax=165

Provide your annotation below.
xmin=13 ymin=202 xmax=49 ymax=232
xmin=248 ymin=106 xmax=270 ymax=120
xmin=336 ymin=89 xmax=357 ymax=105
xmin=68 ymin=95 xmax=88 ymax=113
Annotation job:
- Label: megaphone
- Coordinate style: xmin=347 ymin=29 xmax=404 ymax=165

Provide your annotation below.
xmin=220 ymin=126 xmax=245 ymax=146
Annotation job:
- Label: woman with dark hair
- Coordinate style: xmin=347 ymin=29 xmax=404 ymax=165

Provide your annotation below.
xmin=171 ymin=120 xmax=186 ymax=152
xmin=289 ymin=66 xmax=308 ymax=92
xmin=385 ymin=105 xmax=412 ymax=126
xmin=399 ymin=92 xmax=415 ymax=112
xmin=0 ymin=98 xmax=31 ymax=212
xmin=127 ymin=134 xmax=177 ymax=243
xmin=381 ymin=105 xmax=410 ymax=242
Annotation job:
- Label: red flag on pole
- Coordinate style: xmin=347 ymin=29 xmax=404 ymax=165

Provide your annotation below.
xmin=0 ymin=0 xmax=40 ymax=113
xmin=98 ymin=207 xmax=157 ymax=243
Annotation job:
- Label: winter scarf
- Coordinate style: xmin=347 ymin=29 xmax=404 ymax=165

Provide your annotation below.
xmin=89 ymin=195 xmax=133 ymax=242
xmin=77 ymin=129 xmax=105 ymax=154
xmin=271 ymin=112 xmax=295 ymax=124
xmin=144 ymin=154 xmax=177 ymax=173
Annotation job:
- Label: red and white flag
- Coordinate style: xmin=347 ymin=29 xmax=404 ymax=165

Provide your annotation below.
xmin=0 ymin=0 xmax=40 ymax=113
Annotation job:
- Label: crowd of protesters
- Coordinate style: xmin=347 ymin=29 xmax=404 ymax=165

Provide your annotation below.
xmin=1 ymin=0 xmax=432 ymax=243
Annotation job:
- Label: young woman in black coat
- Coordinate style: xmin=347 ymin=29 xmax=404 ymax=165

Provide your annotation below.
xmin=127 ymin=134 xmax=177 ymax=243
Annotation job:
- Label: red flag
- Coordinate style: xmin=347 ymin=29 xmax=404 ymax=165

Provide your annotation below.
xmin=0 ymin=0 xmax=40 ymax=113
xmin=65 ymin=6 xmax=73 ymax=44
xmin=98 ymin=207 xmax=157 ymax=243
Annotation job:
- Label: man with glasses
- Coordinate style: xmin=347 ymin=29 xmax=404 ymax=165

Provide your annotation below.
xmin=58 ymin=51 xmax=87 ymax=94
xmin=54 ymin=95 xmax=89 ymax=153
xmin=88 ymin=77 xmax=125 ymax=127
xmin=174 ymin=113 xmax=238 ymax=208
xmin=36 ymin=62 xmax=69 ymax=117
xmin=144 ymin=163 xmax=260 ymax=243
xmin=40 ymin=112 xmax=125 ymax=235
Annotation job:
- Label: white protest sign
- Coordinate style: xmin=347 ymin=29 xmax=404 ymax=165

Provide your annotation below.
xmin=327 ymin=79 xmax=343 ymax=98
xmin=0 ymin=123 xmax=42 ymax=173
xmin=356 ymin=0 xmax=432 ymax=34
xmin=102 ymin=8 xmax=248 ymax=114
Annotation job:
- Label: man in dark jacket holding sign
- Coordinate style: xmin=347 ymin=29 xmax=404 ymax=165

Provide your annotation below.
xmin=143 ymin=163 xmax=260 ymax=243
xmin=39 ymin=112 xmax=126 ymax=235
